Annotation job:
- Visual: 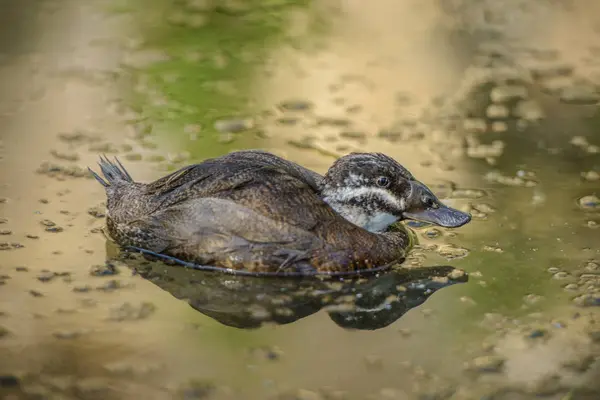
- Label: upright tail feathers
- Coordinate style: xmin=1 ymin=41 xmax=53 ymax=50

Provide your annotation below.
xmin=89 ymin=155 xmax=134 ymax=187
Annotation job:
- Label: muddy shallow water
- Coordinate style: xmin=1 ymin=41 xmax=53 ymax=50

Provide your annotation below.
xmin=1 ymin=0 xmax=599 ymax=399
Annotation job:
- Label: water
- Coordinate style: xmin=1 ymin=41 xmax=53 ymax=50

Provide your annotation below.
xmin=0 ymin=0 xmax=599 ymax=399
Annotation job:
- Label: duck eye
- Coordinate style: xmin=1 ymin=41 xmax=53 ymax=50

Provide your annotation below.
xmin=376 ymin=176 xmax=390 ymax=188
xmin=423 ymin=196 xmax=438 ymax=209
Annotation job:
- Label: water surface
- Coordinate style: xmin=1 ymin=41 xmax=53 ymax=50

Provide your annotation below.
xmin=1 ymin=1 xmax=599 ymax=399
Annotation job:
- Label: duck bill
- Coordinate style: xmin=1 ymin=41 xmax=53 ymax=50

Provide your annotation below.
xmin=403 ymin=205 xmax=471 ymax=228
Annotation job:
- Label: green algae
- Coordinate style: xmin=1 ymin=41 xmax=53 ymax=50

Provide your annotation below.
xmin=111 ymin=0 xmax=329 ymax=160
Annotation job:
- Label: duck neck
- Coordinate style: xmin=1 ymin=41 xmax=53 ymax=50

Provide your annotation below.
xmin=323 ymin=198 xmax=399 ymax=233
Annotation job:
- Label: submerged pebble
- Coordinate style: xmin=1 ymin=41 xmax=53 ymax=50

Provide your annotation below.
xmin=37 ymin=271 xmax=56 ymax=282
xmin=176 ymin=380 xmax=216 ymax=400
xmin=466 ymin=355 xmax=505 ymax=373
xmin=486 ymin=104 xmax=510 ymax=119
xmin=423 ymin=228 xmax=442 ymax=239
xmin=37 ymin=162 xmax=91 ymax=179
xmin=122 ymin=49 xmax=170 ymax=69
xmin=50 ymin=149 xmax=80 ymax=162
xmin=559 ymin=85 xmax=600 ymax=105
xmin=0 ymin=375 xmax=19 ymax=388
xmin=53 ymin=330 xmax=83 ymax=340
xmin=0 ymin=242 xmax=24 ymax=250
xmin=108 ymin=302 xmax=156 ymax=321
xmin=87 ymin=206 xmax=106 ymax=218
xmin=437 ymin=245 xmax=470 ymax=260
xmin=0 ymin=325 xmax=10 ymax=338
xmin=451 ymin=189 xmax=487 ymax=199
xmin=278 ymin=99 xmax=312 ymax=111
xmin=485 ymin=171 xmax=538 ymax=187
xmin=483 ymin=245 xmax=503 ymax=253
xmin=90 ymin=262 xmax=118 ymax=276
xmin=578 ymin=195 xmax=599 ymax=211
xmin=96 ymin=280 xmax=130 ymax=292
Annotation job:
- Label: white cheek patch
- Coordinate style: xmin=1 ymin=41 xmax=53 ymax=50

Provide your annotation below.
xmin=322 ymin=186 xmax=404 ymax=233
xmin=324 ymin=186 xmax=404 ymax=210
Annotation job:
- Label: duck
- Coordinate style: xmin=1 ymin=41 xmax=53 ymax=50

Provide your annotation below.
xmin=89 ymin=150 xmax=471 ymax=275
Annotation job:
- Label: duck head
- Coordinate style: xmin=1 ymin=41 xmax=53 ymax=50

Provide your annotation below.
xmin=321 ymin=153 xmax=471 ymax=233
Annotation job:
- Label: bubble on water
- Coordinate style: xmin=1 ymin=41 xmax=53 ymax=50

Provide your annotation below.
xmin=463 ymin=118 xmax=487 ymax=133
xmin=466 ymin=139 xmax=505 ymax=158
xmin=422 ymin=228 xmax=442 ymax=239
xmin=377 ymin=129 xmax=402 ymax=142
xmin=552 ymin=271 xmax=570 ymax=280
xmin=513 ymin=99 xmax=545 ymax=121
xmin=572 ymin=293 xmax=600 ymax=307
xmin=37 ymin=271 xmax=58 ymax=282
xmin=278 ymin=99 xmax=313 ymax=112
xmin=90 ymin=262 xmax=118 ymax=277
xmin=37 ymin=162 xmax=91 ymax=179
xmin=482 ymin=245 xmax=503 ymax=253
xmin=490 ymin=121 xmax=508 ymax=132
xmin=570 ymin=136 xmax=589 ymax=147
xmin=437 ymin=244 xmax=470 ymax=260
xmin=124 ymin=153 xmax=142 ymax=161
xmin=485 ymin=170 xmax=538 ymax=187
xmin=40 ymin=219 xmax=55 ymax=227
xmin=214 ymin=118 xmax=254 ymax=133
xmin=490 ymin=85 xmax=528 ymax=103
xmin=53 ymin=330 xmax=83 ymax=340
xmin=316 ymin=116 xmax=352 ymax=127
xmin=0 ymin=325 xmax=10 ymax=338
xmin=339 ymin=131 xmax=367 ymax=141
xmin=486 ymin=103 xmax=510 ymax=119
xmin=50 ymin=149 xmax=79 ymax=162
xmin=578 ymin=195 xmax=599 ymax=211
xmin=581 ymin=170 xmax=599 ymax=182
xmin=186 ymin=0 xmax=212 ymax=12
xmin=586 ymin=145 xmax=599 ymax=154
xmin=276 ymin=117 xmax=300 ymax=126
xmin=563 ymin=283 xmax=579 ymax=292
xmin=212 ymin=53 xmax=228 ymax=69
xmin=559 ymin=84 xmax=600 ymax=105
xmin=146 ymin=154 xmax=166 ymax=163
xmin=186 ymin=14 xmax=208 ymax=29
xmin=451 ymin=188 xmax=487 ymax=199
xmin=122 ymin=49 xmax=170 ymax=69
xmin=89 ymin=142 xmax=120 ymax=153
xmin=582 ymin=261 xmax=599 ymax=272
xmin=108 ymin=302 xmax=156 ymax=321
xmin=465 ymin=355 xmax=505 ymax=373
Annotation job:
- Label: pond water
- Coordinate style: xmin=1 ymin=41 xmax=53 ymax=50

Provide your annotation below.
xmin=0 ymin=0 xmax=599 ymax=399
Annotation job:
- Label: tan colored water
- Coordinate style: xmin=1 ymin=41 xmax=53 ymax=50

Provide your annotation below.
xmin=1 ymin=1 xmax=599 ymax=399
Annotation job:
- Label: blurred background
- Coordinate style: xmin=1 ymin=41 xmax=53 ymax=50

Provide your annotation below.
xmin=0 ymin=1 xmax=599 ymax=399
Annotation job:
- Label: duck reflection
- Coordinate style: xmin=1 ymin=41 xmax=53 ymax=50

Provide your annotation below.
xmin=120 ymin=253 xmax=468 ymax=331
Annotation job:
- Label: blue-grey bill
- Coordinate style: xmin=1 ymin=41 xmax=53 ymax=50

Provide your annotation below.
xmin=403 ymin=205 xmax=471 ymax=228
